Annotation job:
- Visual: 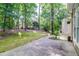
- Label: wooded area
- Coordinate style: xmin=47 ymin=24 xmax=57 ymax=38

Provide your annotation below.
xmin=0 ymin=3 xmax=68 ymax=35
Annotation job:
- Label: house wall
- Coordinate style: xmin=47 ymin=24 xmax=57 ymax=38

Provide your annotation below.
xmin=60 ymin=3 xmax=72 ymax=41
xmin=61 ymin=18 xmax=71 ymax=39
xmin=68 ymin=3 xmax=79 ymax=55
xmin=73 ymin=6 xmax=79 ymax=55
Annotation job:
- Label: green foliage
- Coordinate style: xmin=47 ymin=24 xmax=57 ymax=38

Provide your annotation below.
xmin=40 ymin=18 xmax=50 ymax=32
xmin=40 ymin=4 xmax=50 ymax=32
xmin=0 ymin=4 xmax=17 ymax=30
xmin=42 ymin=22 xmax=50 ymax=32
xmin=40 ymin=3 xmax=68 ymax=35
xmin=20 ymin=3 xmax=37 ymax=30
xmin=0 ymin=3 xmax=37 ymax=31
xmin=0 ymin=3 xmax=68 ymax=35
xmin=53 ymin=19 xmax=60 ymax=35
xmin=33 ymin=21 xmax=39 ymax=29
xmin=52 ymin=4 xmax=68 ymax=35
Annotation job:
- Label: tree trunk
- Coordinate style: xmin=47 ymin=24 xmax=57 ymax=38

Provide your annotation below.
xmin=50 ymin=4 xmax=54 ymax=34
xmin=21 ymin=20 xmax=24 ymax=29
xmin=17 ymin=19 xmax=19 ymax=30
xmin=24 ymin=4 xmax=27 ymax=31
xmin=9 ymin=17 xmax=11 ymax=29
xmin=3 ymin=15 xmax=6 ymax=32
xmin=38 ymin=4 xmax=40 ymax=30
xmin=24 ymin=16 xmax=27 ymax=31
xmin=3 ymin=4 xmax=8 ymax=32
xmin=17 ymin=5 xmax=20 ymax=31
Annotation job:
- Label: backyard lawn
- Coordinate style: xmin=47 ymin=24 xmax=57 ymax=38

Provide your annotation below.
xmin=0 ymin=31 xmax=47 ymax=53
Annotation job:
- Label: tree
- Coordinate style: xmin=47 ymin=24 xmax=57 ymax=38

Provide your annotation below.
xmin=0 ymin=3 xmax=37 ymax=33
xmin=51 ymin=3 xmax=68 ymax=35
xmin=0 ymin=3 xmax=15 ymax=32
xmin=21 ymin=3 xmax=36 ymax=31
xmin=41 ymin=3 xmax=67 ymax=35
xmin=40 ymin=3 xmax=51 ymax=32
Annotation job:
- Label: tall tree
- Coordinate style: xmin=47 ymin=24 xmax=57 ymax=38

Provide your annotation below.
xmin=21 ymin=3 xmax=36 ymax=31
xmin=50 ymin=3 xmax=54 ymax=34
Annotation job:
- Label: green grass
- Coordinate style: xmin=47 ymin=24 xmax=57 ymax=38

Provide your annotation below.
xmin=0 ymin=31 xmax=47 ymax=53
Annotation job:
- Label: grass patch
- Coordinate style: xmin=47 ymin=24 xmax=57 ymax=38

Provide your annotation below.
xmin=0 ymin=31 xmax=47 ymax=53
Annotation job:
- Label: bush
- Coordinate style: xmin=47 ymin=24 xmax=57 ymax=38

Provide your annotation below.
xmin=54 ymin=30 xmax=59 ymax=36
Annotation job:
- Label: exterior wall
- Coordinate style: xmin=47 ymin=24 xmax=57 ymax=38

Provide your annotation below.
xmin=73 ymin=6 xmax=79 ymax=55
xmin=61 ymin=18 xmax=71 ymax=37
xmin=68 ymin=3 xmax=79 ymax=55
xmin=67 ymin=4 xmax=75 ymax=41
xmin=60 ymin=3 xmax=73 ymax=41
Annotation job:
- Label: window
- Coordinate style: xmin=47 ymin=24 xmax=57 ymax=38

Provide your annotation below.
xmin=74 ymin=7 xmax=79 ymax=43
